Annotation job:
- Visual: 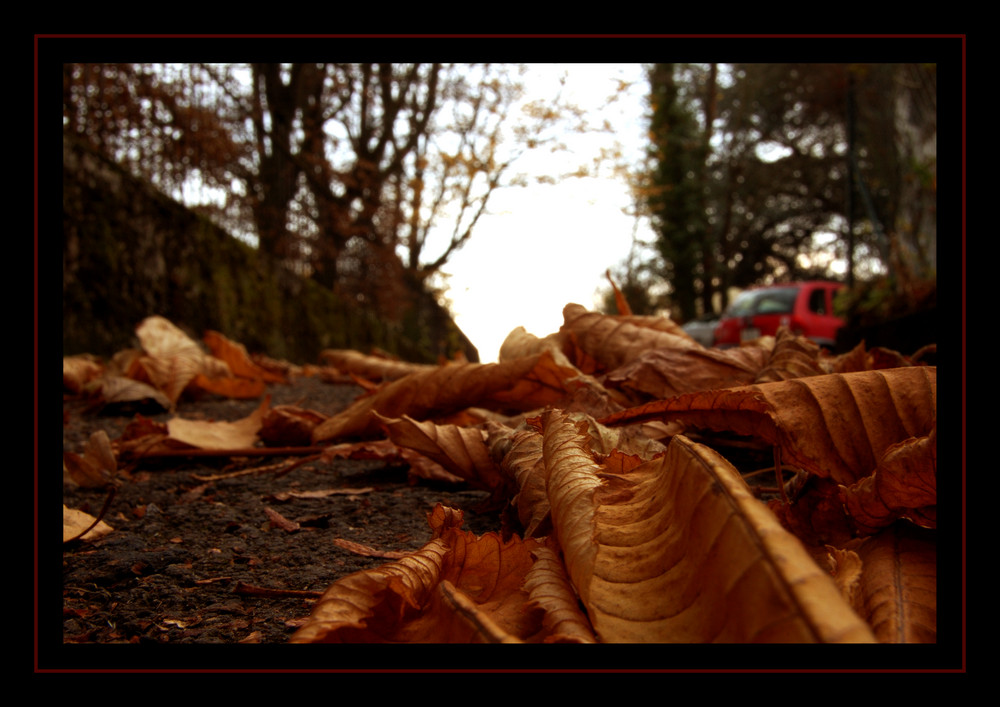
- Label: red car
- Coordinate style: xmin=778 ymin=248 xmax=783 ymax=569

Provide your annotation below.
xmin=713 ymin=281 xmax=846 ymax=349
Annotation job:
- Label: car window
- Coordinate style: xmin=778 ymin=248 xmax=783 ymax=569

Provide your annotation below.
xmin=754 ymin=288 xmax=797 ymax=315
xmin=725 ymin=292 xmax=756 ymax=317
xmin=808 ymin=288 xmax=827 ymax=315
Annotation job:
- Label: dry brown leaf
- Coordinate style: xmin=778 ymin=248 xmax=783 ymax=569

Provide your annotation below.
xmin=65 ymin=310 xmax=942 ymax=646
xmin=319 ymin=349 xmax=437 ymax=381
xmin=522 ymin=543 xmax=598 ymax=643
xmin=484 ymin=411 xmax=662 ymax=542
xmin=190 ymin=373 xmax=267 ymax=399
xmin=604 ymin=269 xmax=633 ymax=315
xmin=63 ymin=505 xmax=113 ymax=542
xmin=578 ymin=413 xmax=668 ymax=461
xmin=311 ymin=350 xmax=580 ymax=442
xmin=187 ymin=329 xmax=287 ymax=398
xmin=114 ymin=415 xmax=187 ymax=462
xmin=845 ymin=524 xmax=937 ymax=643
xmin=540 ymin=409 xmax=875 ymax=642
xmin=259 ymin=405 xmax=329 ymax=446
xmin=868 ymin=347 xmax=919 ymax=369
xmin=320 ymin=438 xmax=463 ymax=484
xmin=498 ymin=326 xmax=568 ymax=362
xmin=751 ymin=328 xmax=832 ymax=382
xmin=831 ymin=342 xmax=928 ymax=374
xmin=604 ymin=344 xmax=769 ymax=401
xmin=613 ymin=312 xmax=696 ymax=340
xmin=135 ymin=316 xmax=218 ymax=406
xmin=63 ymin=430 xmax=118 ymax=488
xmin=320 ymin=438 xmax=404 ymax=463
xmin=203 ymin=330 xmax=287 ymax=384
xmin=98 ymin=375 xmax=171 ymax=409
xmin=559 ymin=303 xmax=699 ymax=373
xmin=290 ymin=505 xmax=546 ymax=643
xmin=165 ymin=396 xmax=270 ymax=450
xmin=129 ymin=317 xmax=276 ymax=404
xmin=840 ymin=426 xmax=938 ymax=533
xmin=110 ymin=348 xmax=146 ymax=378
xmin=374 ymin=413 xmax=507 ymax=494
xmin=486 ymin=421 xmax=551 ymax=538
xmin=437 ymin=580 xmax=524 ymax=643
xmin=63 ymin=355 xmax=104 ymax=393
xmin=830 ymin=342 xmax=871 ymax=373
xmin=250 ymin=352 xmax=307 ymax=379
xmin=600 ymin=367 xmax=937 ymax=488
xmin=769 ymin=477 xmax=857 ymax=547
xmin=824 ymin=545 xmax=864 ymax=607
xmin=605 ymin=328 xmax=831 ymax=403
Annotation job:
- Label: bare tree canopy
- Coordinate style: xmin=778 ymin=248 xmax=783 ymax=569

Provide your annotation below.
xmin=63 ymin=62 xmax=582 ymax=317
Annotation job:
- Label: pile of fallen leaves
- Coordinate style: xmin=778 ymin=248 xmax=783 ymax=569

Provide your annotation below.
xmin=63 ymin=304 xmax=938 ymax=644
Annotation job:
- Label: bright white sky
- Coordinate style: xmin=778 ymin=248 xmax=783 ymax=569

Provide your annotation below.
xmin=435 ymin=64 xmax=652 ymax=363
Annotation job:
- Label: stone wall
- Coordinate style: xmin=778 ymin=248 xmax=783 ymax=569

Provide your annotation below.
xmin=62 ymin=135 xmax=478 ymax=364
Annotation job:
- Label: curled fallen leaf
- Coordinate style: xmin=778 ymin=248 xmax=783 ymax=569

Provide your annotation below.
xmin=135 ymin=315 xmax=219 ymax=406
xmin=486 ymin=420 xmax=551 ymax=538
xmin=374 ymin=413 xmax=507 ymax=494
xmin=63 ymin=430 xmax=118 ymax=488
xmin=559 ymin=302 xmax=698 ymax=373
xmin=600 ymin=367 xmax=937 ymax=487
xmin=289 ymin=505 xmax=546 ymax=643
xmin=540 ymin=408 xmax=875 ymax=643
xmin=840 ymin=426 xmax=938 ymax=533
xmin=521 ymin=543 xmax=597 ymax=643
xmin=311 ymin=350 xmax=579 ymax=442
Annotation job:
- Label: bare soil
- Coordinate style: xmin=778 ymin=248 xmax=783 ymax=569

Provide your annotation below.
xmin=59 ymin=375 xmax=497 ymax=650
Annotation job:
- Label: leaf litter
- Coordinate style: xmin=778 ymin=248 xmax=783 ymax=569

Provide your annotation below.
xmin=61 ymin=307 xmax=942 ymax=648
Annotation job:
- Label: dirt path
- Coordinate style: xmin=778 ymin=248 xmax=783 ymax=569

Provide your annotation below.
xmin=60 ymin=375 xmax=496 ymax=647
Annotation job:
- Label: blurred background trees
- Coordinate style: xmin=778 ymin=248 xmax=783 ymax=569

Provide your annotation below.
xmin=609 ymin=62 xmax=937 ymax=324
xmin=63 ymin=61 xmax=938 ymax=333
xmin=63 ymin=62 xmax=575 ymax=321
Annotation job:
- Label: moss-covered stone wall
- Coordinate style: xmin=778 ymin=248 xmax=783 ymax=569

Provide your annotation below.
xmin=62 ymin=135 xmax=478 ymax=364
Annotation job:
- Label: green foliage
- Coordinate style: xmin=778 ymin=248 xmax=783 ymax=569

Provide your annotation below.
xmin=644 ymin=64 xmax=709 ymax=322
